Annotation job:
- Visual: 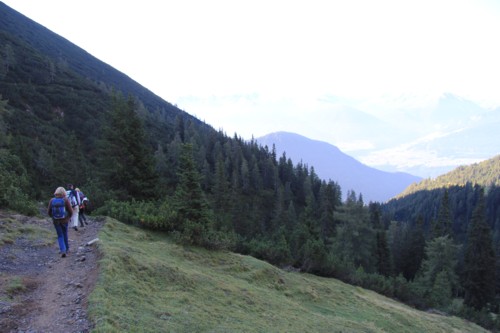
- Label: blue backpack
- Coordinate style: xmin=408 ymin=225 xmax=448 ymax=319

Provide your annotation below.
xmin=51 ymin=197 xmax=66 ymax=220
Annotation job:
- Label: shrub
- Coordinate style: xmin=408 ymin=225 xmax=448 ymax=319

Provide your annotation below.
xmin=0 ymin=149 xmax=38 ymax=215
xmin=97 ymin=199 xmax=175 ymax=231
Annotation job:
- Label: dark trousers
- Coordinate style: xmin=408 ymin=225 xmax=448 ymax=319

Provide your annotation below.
xmin=79 ymin=209 xmax=87 ymax=226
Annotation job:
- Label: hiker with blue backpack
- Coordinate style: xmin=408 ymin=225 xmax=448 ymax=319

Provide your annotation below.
xmin=47 ymin=186 xmax=73 ymax=257
xmin=66 ymin=184 xmax=81 ymax=231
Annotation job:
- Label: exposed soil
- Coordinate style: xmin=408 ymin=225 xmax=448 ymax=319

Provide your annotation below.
xmin=0 ymin=210 xmax=103 ymax=333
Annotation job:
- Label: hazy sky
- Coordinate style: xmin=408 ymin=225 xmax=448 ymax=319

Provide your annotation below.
xmin=4 ymin=0 xmax=500 ymax=143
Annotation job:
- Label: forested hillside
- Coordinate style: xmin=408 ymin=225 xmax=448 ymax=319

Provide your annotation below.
xmin=1 ymin=2 xmax=500 ymax=331
xmin=398 ymin=154 xmax=500 ymax=197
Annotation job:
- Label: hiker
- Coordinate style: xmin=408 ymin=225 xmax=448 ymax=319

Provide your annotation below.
xmin=76 ymin=187 xmax=88 ymax=227
xmin=47 ymin=186 xmax=73 ymax=257
xmin=66 ymin=183 xmax=81 ymax=231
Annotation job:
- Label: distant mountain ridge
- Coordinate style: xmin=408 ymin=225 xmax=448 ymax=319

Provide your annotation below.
xmin=256 ymin=132 xmax=422 ymax=203
xmin=317 ymin=93 xmax=500 ymax=178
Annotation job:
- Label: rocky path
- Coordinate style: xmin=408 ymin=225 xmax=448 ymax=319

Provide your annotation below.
xmin=0 ymin=211 xmax=103 ymax=333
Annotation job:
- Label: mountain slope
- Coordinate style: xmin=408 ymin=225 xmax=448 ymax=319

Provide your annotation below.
xmin=88 ymin=217 xmax=487 ymax=332
xmin=0 ymin=1 xmax=183 ymax=119
xmin=398 ymin=154 xmax=500 ymax=198
xmin=0 ymin=2 xmax=215 ymax=194
xmin=257 ymin=132 xmax=421 ymax=202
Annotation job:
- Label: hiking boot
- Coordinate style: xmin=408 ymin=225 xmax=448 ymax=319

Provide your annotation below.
xmin=61 ymin=252 xmax=66 ymax=258
xmin=74 ymin=226 xmax=78 ymax=231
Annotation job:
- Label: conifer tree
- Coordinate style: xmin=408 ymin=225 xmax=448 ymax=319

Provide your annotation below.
xmin=462 ymin=188 xmax=496 ymax=310
xmin=375 ymin=230 xmax=392 ymax=277
xmin=173 ymin=143 xmax=212 ymax=245
xmin=400 ymin=217 xmax=426 ymax=281
xmin=333 ymin=201 xmax=375 ymax=272
xmin=318 ymin=180 xmax=341 ymax=242
xmin=433 ymin=190 xmax=452 ymax=238
xmin=212 ymin=154 xmax=230 ymax=213
xmin=0 ymin=96 xmax=8 ymax=148
xmin=419 ymin=235 xmax=459 ymax=306
xmin=99 ymin=94 xmax=157 ymax=199
xmin=154 ymin=143 xmax=169 ymax=190
xmin=370 ymin=205 xmax=392 ymax=276
xmin=430 ymin=270 xmax=453 ymax=308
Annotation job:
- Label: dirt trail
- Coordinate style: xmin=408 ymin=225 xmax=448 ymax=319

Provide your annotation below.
xmin=0 ymin=211 xmax=103 ymax=333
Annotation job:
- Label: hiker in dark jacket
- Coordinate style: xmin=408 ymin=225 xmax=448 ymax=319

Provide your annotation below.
xmin=47 ymin=187 xmax=73 ymax=257
xmin=76 ymin=187 xmax=88 ymax=227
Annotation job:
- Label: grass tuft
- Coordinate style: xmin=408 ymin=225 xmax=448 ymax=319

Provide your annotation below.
xmin=0 ymin=217 xmax=52 ymax=245
xmin=5 ymin=276 xmax=27 ymax=296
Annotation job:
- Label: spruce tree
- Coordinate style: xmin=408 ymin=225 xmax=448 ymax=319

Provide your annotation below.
xmin=375 ymin=230 xmax=392 ymax=277
xmin=0 ymin=96 xmax=8 ymax=148
xmin=99 ymin=94 xmax=157 ymax=199
xmin=462 ymin=188 xmax=496 ymax=310
xmin=433 ymin=190 xmax=452 ymax=238
xmin=419 ymin=235 xmax=459 ymax=307
xmin=173 ymin=143 xmax=212 ymax=246
xmin=401 ymin=217 xmax=426 ymax=281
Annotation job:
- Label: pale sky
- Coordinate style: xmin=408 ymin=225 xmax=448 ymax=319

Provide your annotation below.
xmin=4 ymin=0 xmax=500 ymax=144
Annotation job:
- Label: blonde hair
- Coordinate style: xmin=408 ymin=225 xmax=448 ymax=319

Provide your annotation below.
xmin=54 ymin=187 xmax=66 ymax=197
xmin=75 ymin=188 xmax=80 ymax=192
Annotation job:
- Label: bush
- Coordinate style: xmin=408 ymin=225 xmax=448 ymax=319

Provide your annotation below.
xmin=0 ymin=149 xmax=38 ymax=215
xmin=96 ymin=198 xmax=175 ymax=231
xmin=455 ymin=305 xmax=497 ymax=331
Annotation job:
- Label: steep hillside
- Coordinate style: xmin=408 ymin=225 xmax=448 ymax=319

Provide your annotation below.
xmin=398 ymin=154 xmax=500 ymax=198
xmin=0 ymin=2 xmax=213 ymax=196
xmin=0 ymin=1 xmax=185 ymax=119
xmin=381 ymin=155 xmax=500 ymax=248
xmin=91 ymin=218 xmax=492 ymax=332
xmin=257 ymin=132 xmax=421 ymax=202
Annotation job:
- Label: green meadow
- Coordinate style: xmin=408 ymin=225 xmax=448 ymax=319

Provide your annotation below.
xmin=88 ymin=218 xmax=487 ymax=333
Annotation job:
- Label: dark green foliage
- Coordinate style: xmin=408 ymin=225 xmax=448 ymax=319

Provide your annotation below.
xmin=454 ymin=306 xmax=498 ymax=331
xmin=0 ymin=96 xmax=8 ymax=147
xmin=172 ymin=143 xmax=234 ymax=250
xmin=433 ymin=190 xmax=452 ymax=238
xmin=173 ymin=143 xmax=210 ymax=230
xmin=300 ymin=238 xmax=328 ymax=273
xmin=463 ymin=189 xmax=496 ymax=310
xmin=383 ymin=183 xmax=492 ymax=244
xmin=333 ymin=195 xmax=375 ymax=273
xmin=417 ymin=236 xmax=460 ymax=307
xmin=0 ymin=148 xmax=37 ymax=215
xmin=97 ymin=199 xmax=176 ymax=230
xmin=375 ymin=231 xmax=392 ymax=277
xmin=98 ymin=94 xmax=158 ymax=200
xmin=318 ymin=180 xmax=341 ymax=242
xmin=400 ymin=219 xmax=426 ymax=281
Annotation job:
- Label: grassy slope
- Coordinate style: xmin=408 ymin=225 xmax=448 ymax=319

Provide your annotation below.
xmin=88 ymin=218 xmax=487 ymax=333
